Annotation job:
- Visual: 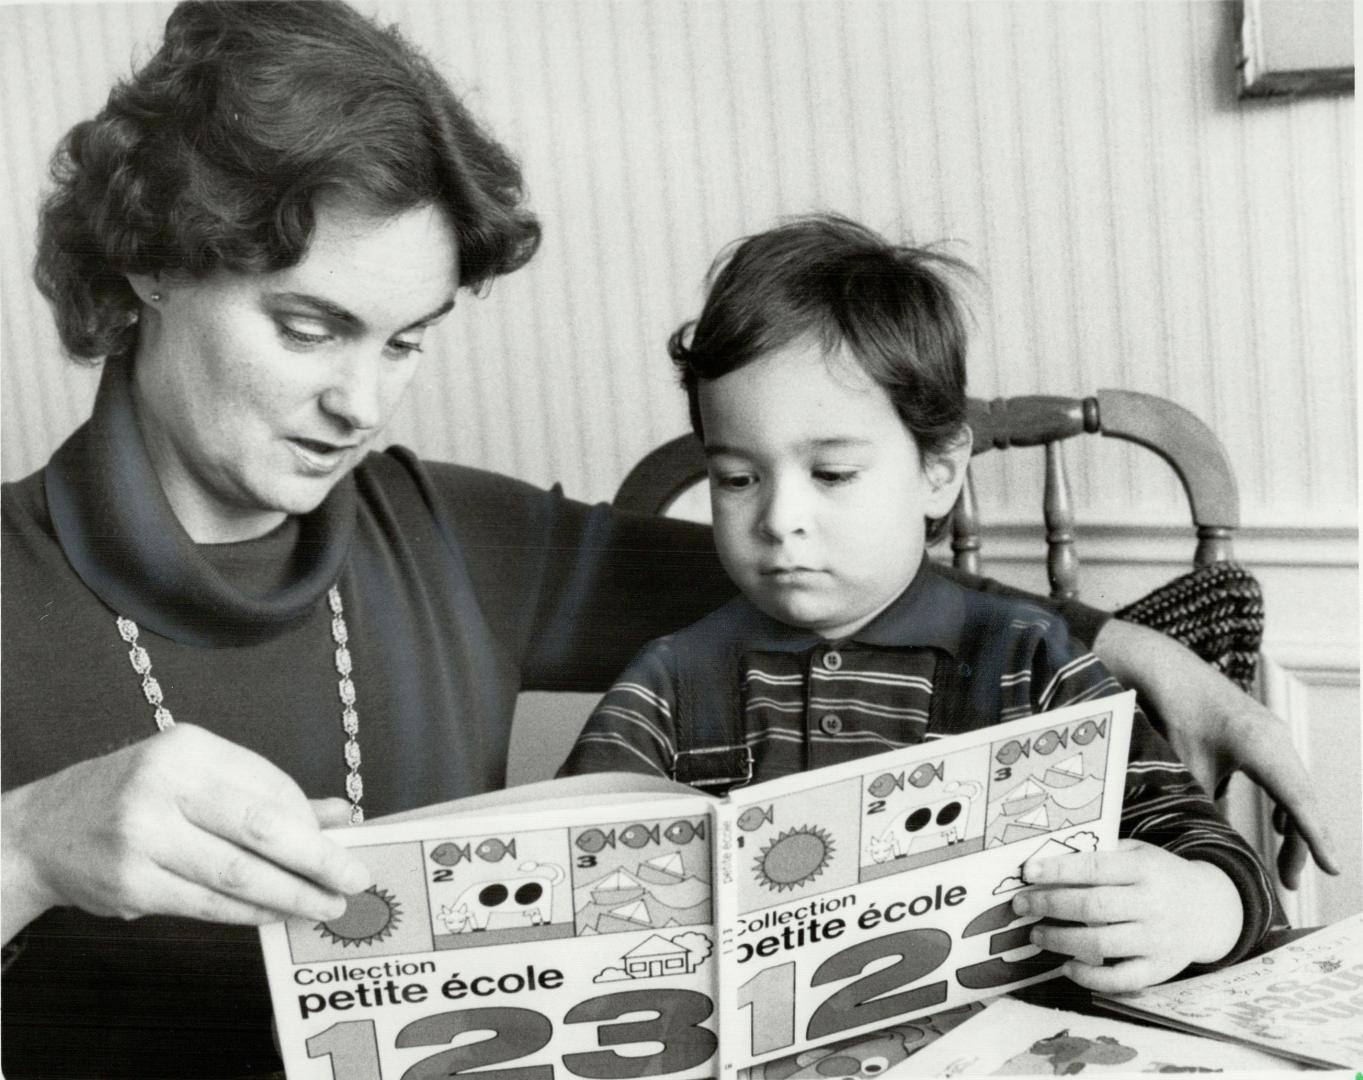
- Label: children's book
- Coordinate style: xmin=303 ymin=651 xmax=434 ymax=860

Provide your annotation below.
xmin=894 ymin=996 xmax=1306 ymax=1076
xmin=1094 ymin=912 xmax=1363 ymax=1070
xmin=259 ymin=692 xmax=1133 ymax=1079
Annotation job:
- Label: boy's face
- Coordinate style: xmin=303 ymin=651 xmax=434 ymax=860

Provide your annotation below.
xmin=699 ymin=337 xmax=966 ymax=640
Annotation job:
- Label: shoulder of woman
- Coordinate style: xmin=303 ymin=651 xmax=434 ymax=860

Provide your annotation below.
xmin=356 ymin=446 xmax=559 ymax=505
xmin=3 ymin=467 xmax=49 ymax=523
xmin=3 ymin=469 xmax=60 ymax=565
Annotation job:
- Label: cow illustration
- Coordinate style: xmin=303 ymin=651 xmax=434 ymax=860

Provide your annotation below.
xmin=436 ymin=861 xmax=564 ymax=933
xmin=875 ymin=781 xmax=981 ymax=859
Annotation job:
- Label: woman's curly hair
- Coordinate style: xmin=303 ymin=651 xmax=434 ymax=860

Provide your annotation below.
xmin=35 ymin=0 xmax=541 ymax=362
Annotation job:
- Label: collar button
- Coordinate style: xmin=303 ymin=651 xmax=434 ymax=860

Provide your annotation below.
xmin=823 ymin=650 xmax=843 ymax=671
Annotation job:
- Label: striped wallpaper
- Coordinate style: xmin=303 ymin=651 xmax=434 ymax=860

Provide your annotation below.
xmin=2 ymin=0 xmax=1356 ymax=538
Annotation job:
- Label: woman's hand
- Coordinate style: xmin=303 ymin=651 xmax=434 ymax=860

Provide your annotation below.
xmin=1091 ymin=618 xmax=1339 ymax=888
xmin=1015 ymin=840 xmax=1244 ymax=992
xmin=1 ymin=724 xmax=371 ymax=946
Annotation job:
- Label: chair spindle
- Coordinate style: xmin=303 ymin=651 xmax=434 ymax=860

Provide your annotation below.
xmin=951 ymin=471 xmax=982 ymax=576
xmin=1194 ymin=526 xmax=1234 ymax=567
xmin=1043 ymin=441 xmax=1079 ymax=600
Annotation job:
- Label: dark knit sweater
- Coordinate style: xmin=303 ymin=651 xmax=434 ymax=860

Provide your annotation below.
xmin=1 ymin=357 xmax=1108 ymax=1078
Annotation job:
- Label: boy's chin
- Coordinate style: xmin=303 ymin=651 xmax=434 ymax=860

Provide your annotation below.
xmin=752 ymin=597 xmax=858 ymax=639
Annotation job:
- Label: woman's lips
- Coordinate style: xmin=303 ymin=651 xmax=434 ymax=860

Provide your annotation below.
xmin=286 ymin=437 xmax=356 ymax=474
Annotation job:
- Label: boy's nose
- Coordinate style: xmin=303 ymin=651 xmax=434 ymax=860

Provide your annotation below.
xmin=757 ymin=481 xmax=808 ymax=541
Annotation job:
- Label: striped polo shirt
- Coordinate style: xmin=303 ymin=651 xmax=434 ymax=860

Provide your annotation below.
xmin=559 ymin=561 xmax=1280 ymax=967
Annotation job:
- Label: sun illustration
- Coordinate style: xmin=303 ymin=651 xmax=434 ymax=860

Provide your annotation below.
xmin=754 ymin=825 xmax=834 ymax=892
xmin=315 ymin=885 xmax=402 ymax=947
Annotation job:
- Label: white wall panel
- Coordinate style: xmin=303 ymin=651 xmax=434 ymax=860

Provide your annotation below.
xmin=2 ymin=0 xmax=1355 ymax=519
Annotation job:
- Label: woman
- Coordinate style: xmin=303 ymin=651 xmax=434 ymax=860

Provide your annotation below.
xmin=0 ymin=2 xmax=1333 ymax=1077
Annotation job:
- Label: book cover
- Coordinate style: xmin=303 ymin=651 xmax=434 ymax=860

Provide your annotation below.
xmin=258 ymin=692 xmax=1133 ymax=1078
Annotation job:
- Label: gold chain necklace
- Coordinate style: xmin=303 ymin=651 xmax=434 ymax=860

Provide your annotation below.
xmin=114 ymin=585 xmax=364 ymax=824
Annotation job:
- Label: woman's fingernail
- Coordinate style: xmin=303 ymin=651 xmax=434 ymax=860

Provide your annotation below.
xmin=315 ymin=895 xmax=347 ymax=921
xmin=1013 ymin=894 xmax=1032 ymax=916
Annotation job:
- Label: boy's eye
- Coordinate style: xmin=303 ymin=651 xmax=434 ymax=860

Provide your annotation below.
xmin=712 ymin=472 xmax=755 ymax=492
xmin=813 ymin=468 xmax=860 ymax=485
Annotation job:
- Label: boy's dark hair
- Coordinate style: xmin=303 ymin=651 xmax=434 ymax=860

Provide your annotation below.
xmin=669 ymin=215 xmax=972 ymax=543
xmin=36 ymin=0 xmax=541 ymax=362
xmin=670 ymin=213 xmax=971 ymax=454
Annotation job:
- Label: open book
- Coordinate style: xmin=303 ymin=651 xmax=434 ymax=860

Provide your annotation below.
xmin=887 ymin=996 xmax=1306 ymax=1075
xmin=259 ymin=692 xmax=1133 ymax=1079
xmin=1094 ymin=912 xmax=1363 ymax=1069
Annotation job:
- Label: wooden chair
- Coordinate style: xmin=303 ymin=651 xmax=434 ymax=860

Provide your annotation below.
xmin=953 ymin=391 xmax=1240 ymax=600
xmin=614 ymin=390 xmax=1262 ymax=691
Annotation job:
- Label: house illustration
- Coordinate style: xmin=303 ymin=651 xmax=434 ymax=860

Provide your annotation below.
xmin=623 ymin=934 xmax=701 ymax=977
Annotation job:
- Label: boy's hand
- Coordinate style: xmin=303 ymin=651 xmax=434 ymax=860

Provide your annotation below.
xmin=1012 ymin=839 xmax=1243 ymax=992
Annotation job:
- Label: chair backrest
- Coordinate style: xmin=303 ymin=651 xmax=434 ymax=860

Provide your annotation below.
xmin=613 ymin=390 xmax=1241 ymax=602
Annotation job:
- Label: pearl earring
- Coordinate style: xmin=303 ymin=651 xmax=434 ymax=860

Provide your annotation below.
xmin=150 ymin=292 xmax=162 ymax=303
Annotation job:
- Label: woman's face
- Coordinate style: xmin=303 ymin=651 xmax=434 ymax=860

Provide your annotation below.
xmin=130 ymin=201 xmax=459 ymax=543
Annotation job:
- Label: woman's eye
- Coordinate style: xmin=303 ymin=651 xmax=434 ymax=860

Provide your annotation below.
xmin=713 ymin=473 xmax=754 ymax=492
xmin=814 ymin=469 xmax=859 ymax=485
xmin=386 ymin=337 xmax=425 ymax=357
xmin=278 ymin=321 xmax=332 ymax=346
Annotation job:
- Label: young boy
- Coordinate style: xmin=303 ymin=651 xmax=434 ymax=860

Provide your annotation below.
xmin=560 ymin=215 xmax=1277 ymax=990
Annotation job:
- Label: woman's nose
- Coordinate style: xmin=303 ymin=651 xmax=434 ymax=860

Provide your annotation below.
xmin=320 ymin=355 xmax=382 ymax=431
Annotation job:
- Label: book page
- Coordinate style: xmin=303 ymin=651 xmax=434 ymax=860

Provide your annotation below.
xmin=1096 ymin=912 xmax=1363 ymax=1069
xmin=713 ymin=693 xmax=1134 ymax=1072
xmin=260 ymin=788 xmax=720 ymax=1079
xmin=377 ymin=771 xmax=705 ymax=823
xmin=900 ymin=996 xmax=1305 ymax=1075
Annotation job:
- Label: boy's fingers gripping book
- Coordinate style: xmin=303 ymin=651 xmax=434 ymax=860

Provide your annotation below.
xmin=258 ymin=692 xmax=1133 ymax=1078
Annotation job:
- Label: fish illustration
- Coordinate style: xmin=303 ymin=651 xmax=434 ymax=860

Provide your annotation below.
xmin=867 ymin=771 xmax=904 ymax=798
xmin=1071 ymin=718 xmax=1107 ymax=746
xmin=663 ymin=819 xmax=706 ymax=844
xmin=995 ymin=738 xmax=1031 ymax=766
xmin=1033 ymin=728 xmax=1068 ymax=755
xmin=737 ymin=805 xmax=774 ymax=832
xmin=575 ymin=828 xmax=617 ymax=853
xmin=619 ymin=824 xmax=661 ymax=848
xmin=476 ymin=838 xmax=516 ymax=862
xmin=907 ymin=761 xmax=943 ymax=788
xmin=430 ymin=841 xmax=472 ymax=867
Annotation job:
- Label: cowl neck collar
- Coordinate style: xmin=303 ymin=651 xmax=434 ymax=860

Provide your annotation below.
xmin=44 ymin=353 xmax=357 ymax=647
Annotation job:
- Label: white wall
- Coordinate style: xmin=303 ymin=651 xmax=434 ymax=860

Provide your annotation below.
xmin=2 ymin=0 xmax=1356 ymax=920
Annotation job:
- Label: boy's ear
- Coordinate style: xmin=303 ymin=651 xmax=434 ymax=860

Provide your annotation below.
xmin=923 ymin=425 xmax=973 ymax=518
xmin=125 ymin=272 xmax=162 ymax=306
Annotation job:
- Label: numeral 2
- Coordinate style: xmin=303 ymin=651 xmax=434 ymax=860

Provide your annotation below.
xmin=805 ymin=928 xmax=951 ymax=1040
xmin=397 ymin=1007 xmax=552 ymax=1080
